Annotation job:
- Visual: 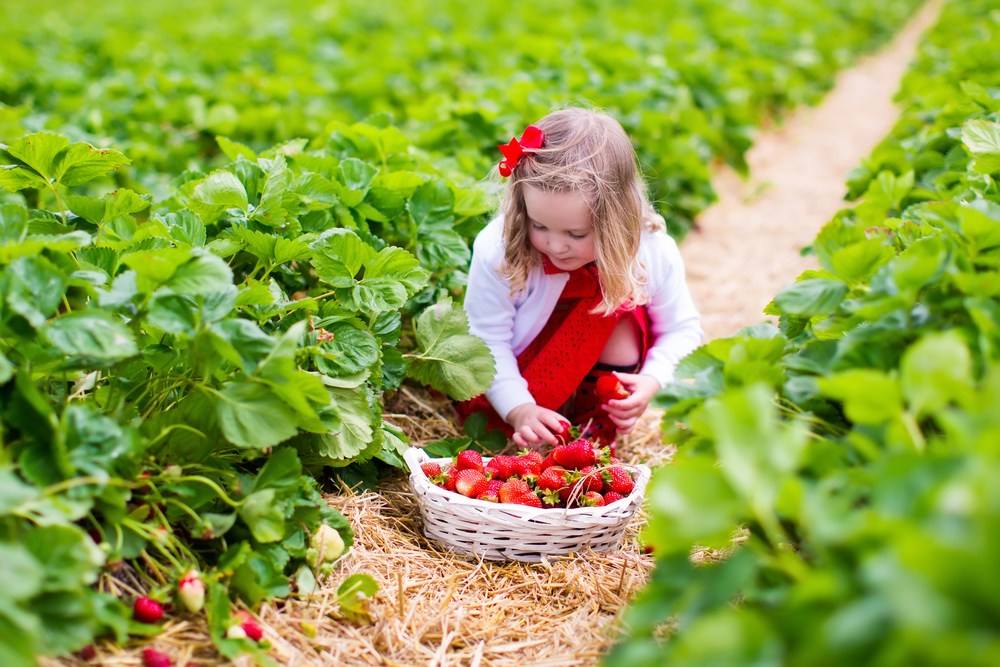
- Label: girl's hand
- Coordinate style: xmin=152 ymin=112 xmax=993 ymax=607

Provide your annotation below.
xmin=505 ymin=403 xmax=568 ymax=449
xmin=601 ymin=372 xmax=661 ymax=435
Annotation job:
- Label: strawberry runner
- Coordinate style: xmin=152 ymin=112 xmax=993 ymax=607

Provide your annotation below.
xmin=456 ymin=257 xmax=651 ymax=446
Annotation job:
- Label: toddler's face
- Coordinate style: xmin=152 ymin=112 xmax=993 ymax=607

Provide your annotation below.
xmin=524 ymin=186 xmax=596 ymax=272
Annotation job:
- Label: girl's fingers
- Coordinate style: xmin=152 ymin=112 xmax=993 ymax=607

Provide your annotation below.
xmin=513 ymin=433 xmax=527 ymax=448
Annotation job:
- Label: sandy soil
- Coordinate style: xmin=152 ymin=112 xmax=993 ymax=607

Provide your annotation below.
xmin=681 ymin=0 xmax=943 ymax=341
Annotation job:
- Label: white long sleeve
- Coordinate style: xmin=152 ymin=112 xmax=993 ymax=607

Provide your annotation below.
xmin=463 ymin=217 xmax=702 ymax=421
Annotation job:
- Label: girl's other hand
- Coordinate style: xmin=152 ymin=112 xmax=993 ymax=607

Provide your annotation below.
xmin=505 ymin=403 xmax=568 ymax=449
xmin=602 ymin=372 xmax=661 ymax=435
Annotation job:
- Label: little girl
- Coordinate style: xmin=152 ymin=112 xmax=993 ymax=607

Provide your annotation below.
xmin=457 ymin=107 xmax=703 ymax=450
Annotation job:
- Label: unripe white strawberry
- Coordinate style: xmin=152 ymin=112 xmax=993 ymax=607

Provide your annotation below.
xmin=178 ymin=569 xmax=204 ymax=613
xmin=226 ymin=624 xmax=247 ymax=640
xmin=307 ymin=524 xmax=345 ymax=567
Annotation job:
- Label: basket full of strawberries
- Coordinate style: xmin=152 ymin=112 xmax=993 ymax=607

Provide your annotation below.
xmin=403 ymin=438 xmax=651 ymax=562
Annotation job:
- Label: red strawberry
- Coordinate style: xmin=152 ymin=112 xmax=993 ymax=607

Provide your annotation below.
xmin=499 ymin=479 xmax=532 ymax=504
xmin=579 ymin=466 xmax=603 ymax=492
xmin=455 ymin=450 xmax=484 ymax=472
xmin=554 ymin=419 xmax=577 ymax=444
xmin=603 ymin=466 xmax=635 ymax=495
xmin=421 ymin=462 xmax=442 ymax=478
xmin=81 ymin=645 xmax=96 ymax=661
xmin=133 ymin=597 xmax=163 ymax=623
xmin=553 ymin=439 xmax=596 ymax=469
xmin=603 ymin=491 xmax=625 ymax=504
xmin=478 ymin=480 xmax=503 ymax=502
xmin=454 ymin=469 xmax=488 ymax=497
xmin=580 ymin=491 xmax=606 ymax=507
xmin=540 ymin=452 xmax=558 ymax=470
xmin=242 ymin=620 xmax=264 ymax=641
xmin=595 ymin=376 xmax=629 ymax=402
xmin=510 ymin=490 xmax=543 ymax=508
xmin=538 ymin=466 xmax=570 ymax=492
xmin=485 ymin=455 xmax=515 ymax=481
xmin=141 ymin=648 xmax=171 ymax=667
xmin=517 ymin=450 xmax=543 ymax=476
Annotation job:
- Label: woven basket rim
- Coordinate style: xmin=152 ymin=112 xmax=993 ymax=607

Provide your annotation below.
xmin=403 ymin=447 xmax=651 ymax=517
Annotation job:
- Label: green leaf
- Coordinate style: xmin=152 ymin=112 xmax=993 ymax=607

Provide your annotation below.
xmin=0 ymin=165 xmax=49 ymax=191
xmin=408 ymin=177 xmax=454 ymax=228
xmin=900 ymin=331 xmax=972 ymax=417
xmin=251 ymin=155 xmax=291 ymax=226
xmin=215 ymin=383 xmax=299 ymax=449
xmin=192 ymin=170 xmax=249 ymax=213
xmin=5 ymin=132 xmax=69 ymax=180
xmin=818 ymin=369 xmax=903 ymax=425
xmin=317 ymin=386 xmax=374 ymax=460
xmin=405 ymin=297 xmax=495 ymax=400
xmin=167 ymin=253 xmax=234 ymax=296
xmin=216 ymin=136 xmax=257 ymax=162
xmin=147 ymin=291 xmax=201 ymax=335
xmin=339 ymin=158 xmax=378 ymax=194
xmin=294 ymin=173 xmax=340 ymax=210
xmin=774 ymin=279 xmax=848 ymax=316
xmin=47 ymin=312 xmax=138 ymax=361
xmin=161 ymin=210 xmax=207 ymax=247
xmin=962 ymin=119 xmax=1000 ymax=174
xmin=3 ymin=255 xmax=66 ymax=329
xmin=829 ymin=238 xmax=894 ymax=283
xmin=239 ymin=489 xmax=285 ymax=543
xmin=53 ymin=143 xmax=130 ymax=186
xmin=311 ymin=228 xmax=376 ymax=276
xmin=959 ymin=202 xmax=1000 ymax=254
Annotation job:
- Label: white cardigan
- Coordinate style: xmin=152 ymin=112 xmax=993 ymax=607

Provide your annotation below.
xmin=464 ymin=217 xmax=703 ymax=421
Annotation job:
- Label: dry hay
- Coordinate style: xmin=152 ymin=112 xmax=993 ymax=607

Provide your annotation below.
xmin=52 ymin=386 xmax=672 ymax=667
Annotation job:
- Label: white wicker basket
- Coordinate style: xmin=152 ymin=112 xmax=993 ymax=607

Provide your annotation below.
xmin=403 ymin=447 xmax=651 ymax=562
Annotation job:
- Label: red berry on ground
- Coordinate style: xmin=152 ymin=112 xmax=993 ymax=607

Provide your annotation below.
xmin=242 ymin=620 xmax=264 ymax=642
xmin=141 ymin=648 xmax=172 ymax=667
xmin=81 ymin=645 xmax=96 ymax=661
xmin=453 ymin=469 xmax=488 ymax=498
xmin=455 ymin=450 xmax=484 ymax=472
xmin=595 ymin=376 xmax=630 ymax=402
xmin=133 ymin=597 xmax=164 ymax=624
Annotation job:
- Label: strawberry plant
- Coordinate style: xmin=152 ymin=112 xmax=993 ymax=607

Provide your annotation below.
xmin=608 ymin=1 xmax=1000 ymax=664
xmin=0 ymin=128 xmax=494 ymax=664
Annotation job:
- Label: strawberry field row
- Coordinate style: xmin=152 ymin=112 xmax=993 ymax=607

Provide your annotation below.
xmin=608 ymin=1 xmax=1000 ymax=664
xmin=1 ymin=0 xmax=923 ymax=238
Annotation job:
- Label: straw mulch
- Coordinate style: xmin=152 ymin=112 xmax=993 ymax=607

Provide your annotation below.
xmin=51 ymin=384 xmax=673 ymax=667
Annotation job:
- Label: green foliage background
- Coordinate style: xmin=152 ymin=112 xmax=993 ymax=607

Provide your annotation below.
xmin=607 ymin=0 xmax=1000 ymax=664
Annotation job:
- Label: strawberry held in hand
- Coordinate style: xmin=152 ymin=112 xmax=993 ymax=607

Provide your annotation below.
xmin=595 ymin=375 xmax=630 ymax=402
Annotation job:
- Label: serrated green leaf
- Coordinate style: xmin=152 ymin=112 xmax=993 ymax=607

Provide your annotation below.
xmin=311 ymin=228 xmax=376 ymax=275
xmin=818 ymin=369 xmax=903 ymax=425
xmin=0 ymin=203 xmax=29 ymax=244
xmin=251 ymin=154 xmax=291 ymax=226
xmin=47 ymin=311 xmax=138 ymax=360
xmin=3 ymin=255 xmax=67 ymax=329
xmin=294 ymin=173 xmax=340 ymax=210
xmin=53 ymin=143 xmax=130 ymax=186
xmin=216 ymin=382 xmax=299 ymax=449
xmin=167 ymin=253 xmax=234 ymax=295
xmin=216 ymin=136 xmax=257 ymax=162
xmin=404 ymin=297 xmax=495 ymax=400
xmin=962 ymin=119 xmax=1000 ymax=174
xmin=239 ymin=489 xmax=285 ymax=543
xmin=192 ymin=170 xmax=249 ymax=213
xmin=774 ymin=279 xmax=848 ymax=317
xmin=0 ymin=165 xmax=49 ymax=191
xmin=365 ymin=246 xmax=430 ymax=297
xmin=317 ymin=386 xmax=373 ymax=460
xmin=6 ymin=132 xmax=68 ymax=180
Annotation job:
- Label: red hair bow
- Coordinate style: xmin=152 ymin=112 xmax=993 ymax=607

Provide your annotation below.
xmin=497 ymin=125 xmax=545 ymax=177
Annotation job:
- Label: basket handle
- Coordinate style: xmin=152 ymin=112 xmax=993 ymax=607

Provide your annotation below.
xmin=402 ymin=446 xmax=428 ymax=475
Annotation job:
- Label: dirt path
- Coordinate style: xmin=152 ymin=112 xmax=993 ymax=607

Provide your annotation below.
xmin=681 ymin=0 xmax=943 ymax=342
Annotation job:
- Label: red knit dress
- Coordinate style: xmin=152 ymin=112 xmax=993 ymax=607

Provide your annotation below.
xmin=456 ymin=258 xmax=651 ymax=448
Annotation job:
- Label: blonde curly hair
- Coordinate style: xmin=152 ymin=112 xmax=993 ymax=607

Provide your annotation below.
xmin=497 ymin=107 xmax=665 ymax=315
